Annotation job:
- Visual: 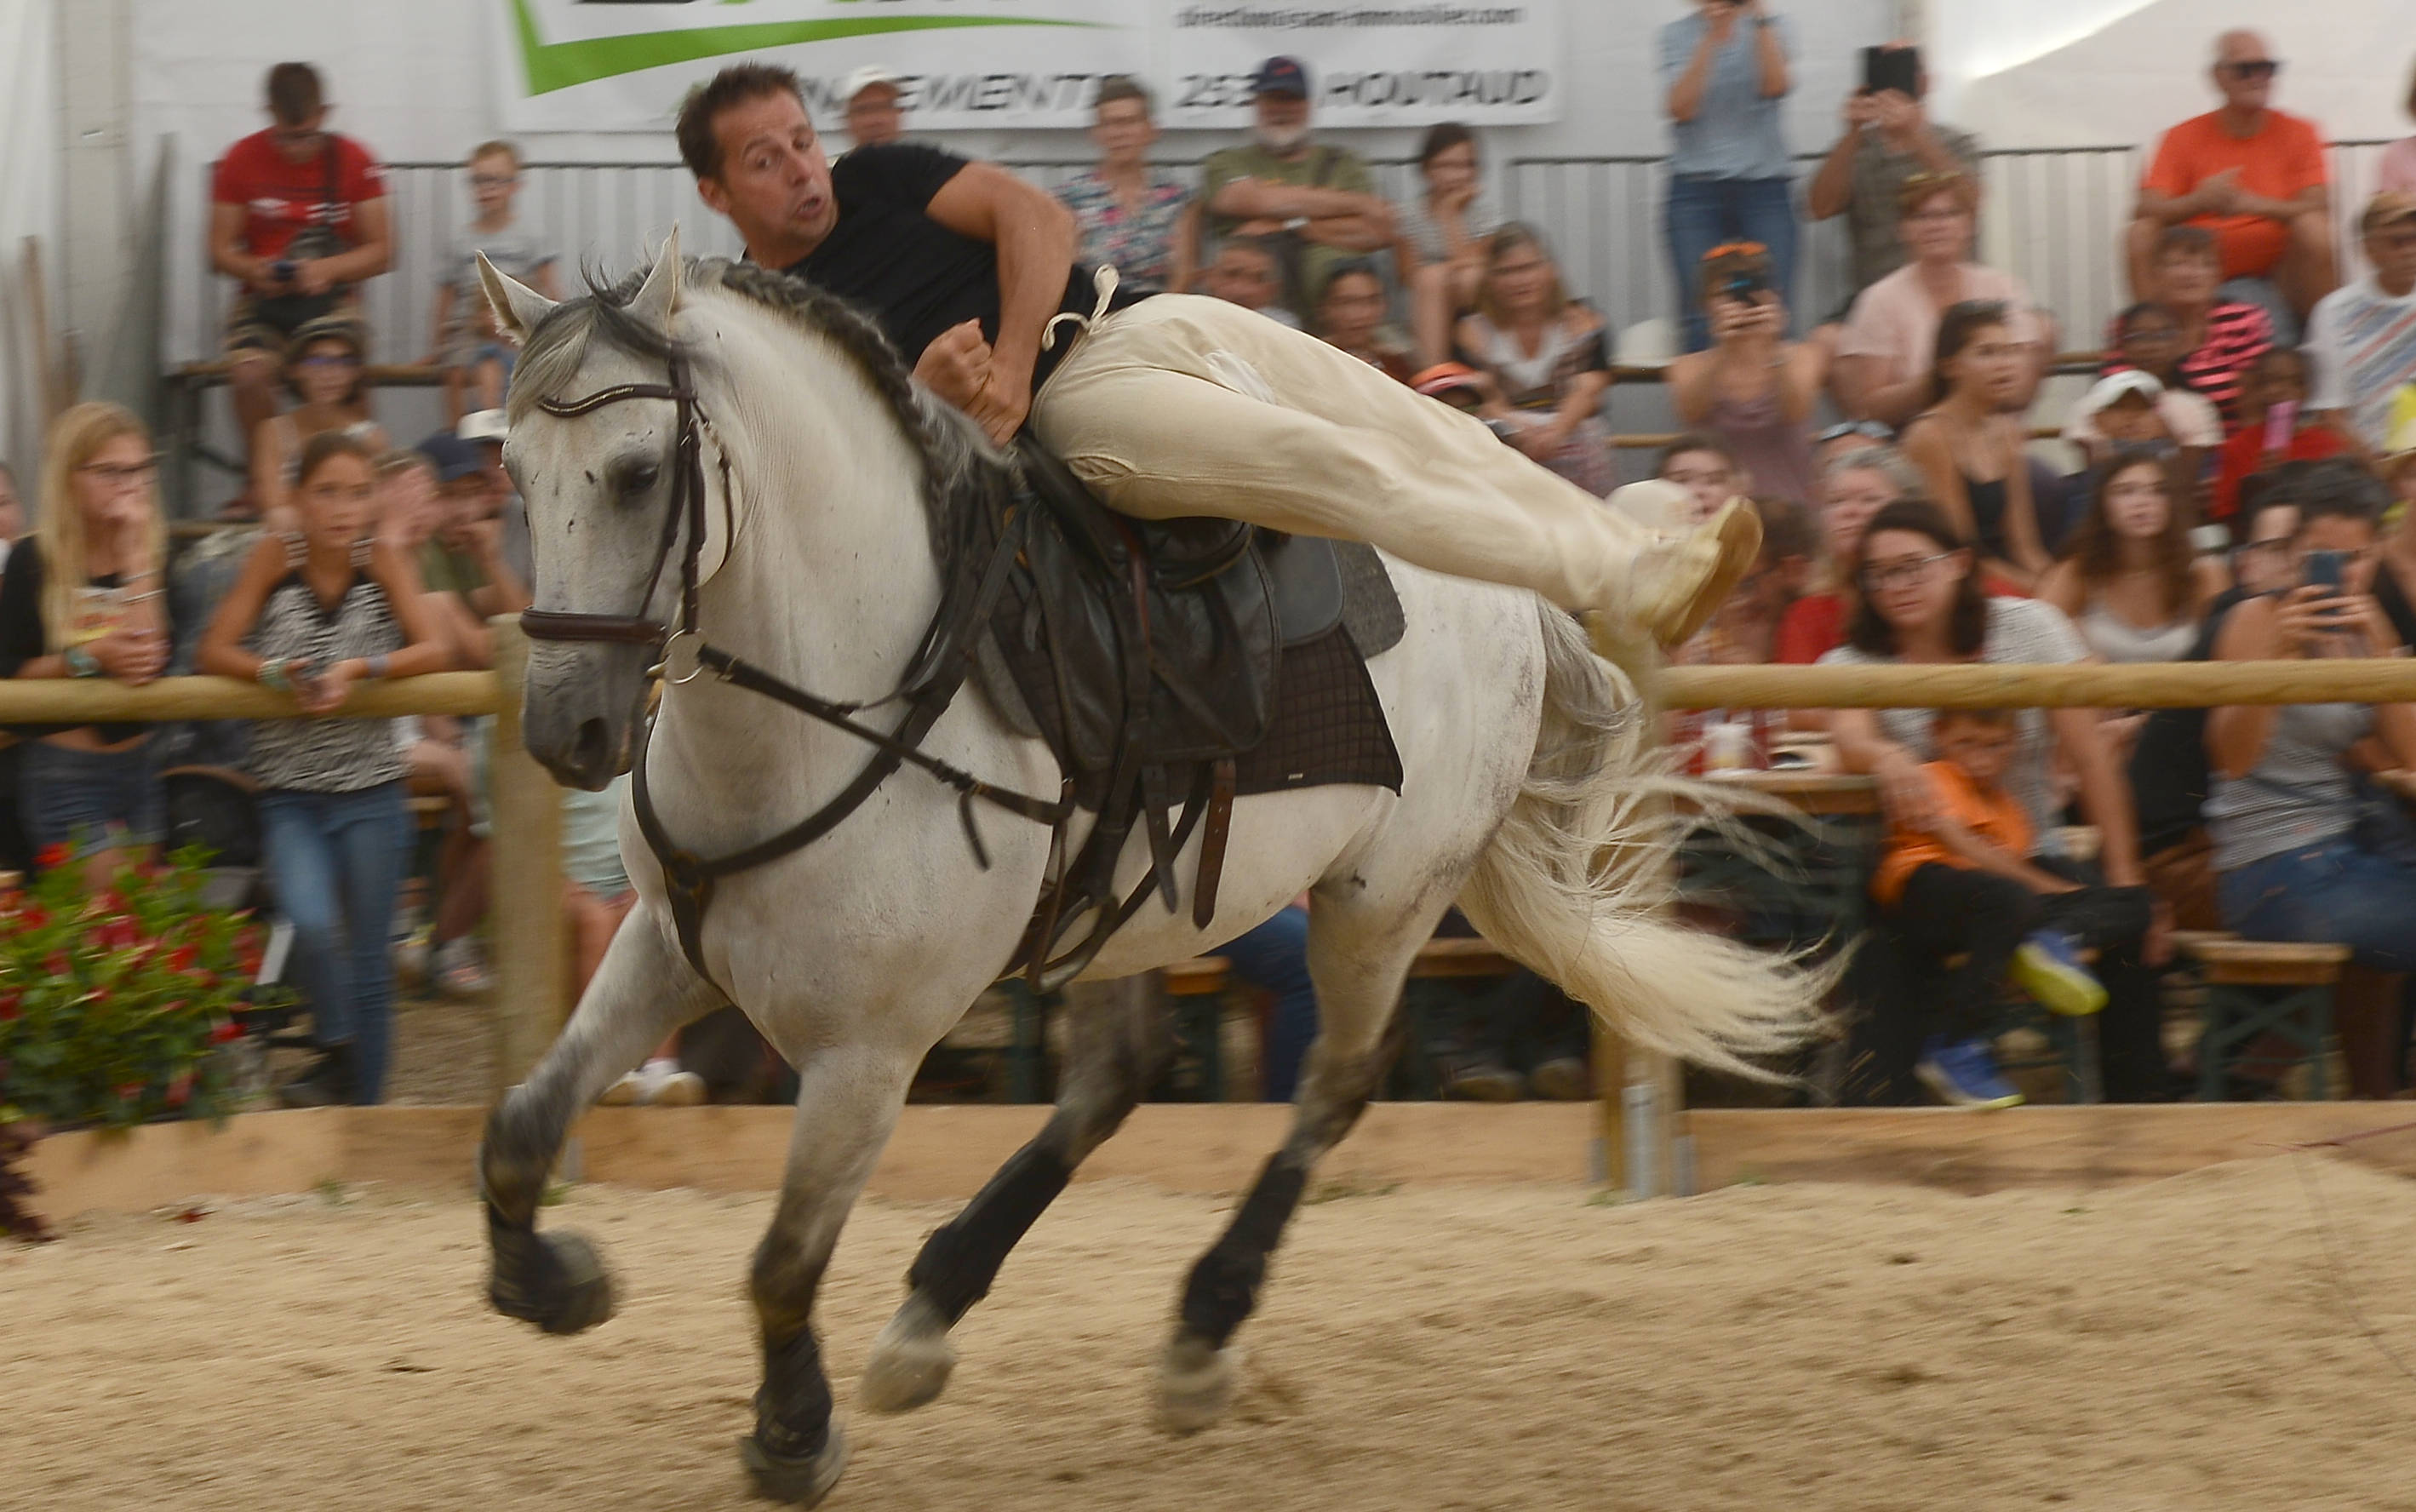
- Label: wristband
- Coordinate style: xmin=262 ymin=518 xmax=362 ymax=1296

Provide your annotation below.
xmin=65 ymin=644 xmax=101 ymax=679
xmin=365 ymin=654 xmax=390 ymax=681
xmin=257 ymin=657 xmax=293 ymax=693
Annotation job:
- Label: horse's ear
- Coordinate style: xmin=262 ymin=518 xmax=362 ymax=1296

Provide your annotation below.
xmin=478 ymin=253 xmax=557 ymax=347
xmin=627 ymin=226 xmax=684 ymax=335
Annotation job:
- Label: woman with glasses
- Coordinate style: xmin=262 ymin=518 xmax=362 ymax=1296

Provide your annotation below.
xmin=1834 ymin=173 xmax=2052 ymax=428
xmin=249 ymin=316 xmax=387 ymax=526
xmin=0 ymin=404 xmax=171 ymax=888
xmin=1667 ymin=241 xmax=1827 ymax=505
xmin=199 ymin=432 xmax=450 ymax=1107
xmin=2206 ymin=473 xmax=2416 ymax=1096
xmin=1820 ymin=499 xmax=2171 ymax=1104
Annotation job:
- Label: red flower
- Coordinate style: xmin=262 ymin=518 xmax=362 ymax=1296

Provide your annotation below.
xmin=20 ymin=905 xmax=49 ymax=931
xmin=35 ymin=843 xmax=69 ymax=870
xmin=43 ymin=951 xmax=72 ymax=978
xmin=0 ymin=992 xmax=19 ymax=1021
xmin=164 ymin=1070 xmax=193 ymax=1108
xmin=114 ymin=1081 xmax=145 ymax=1102
xmin=94 ymin=915 xmax=141 ymax=952
xmin=168 ymin=944 xmax=200 ymax=973
xmin=209 ymin=1020 xmax=243 ymax=1045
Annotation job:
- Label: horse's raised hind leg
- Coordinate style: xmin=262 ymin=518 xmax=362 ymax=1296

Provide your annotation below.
xmin=738 ymin=1039 xmax=931 ymax=1505
xmin=482 ymin=904 xmax=719 ymax=1336
xmin=1155 ymin=899 xmax=1438 ymax=1434
xmin=860 ymin=973 xmax=1172 ymax=1413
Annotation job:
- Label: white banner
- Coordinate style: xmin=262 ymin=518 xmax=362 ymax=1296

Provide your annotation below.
xmin=1158 ymin=4 xmax=1562 ymax=129
xmin=490 ymin=0 xmax=1564 ymax=134
xmin=492 ymin=0 xmax=1150 ymax=134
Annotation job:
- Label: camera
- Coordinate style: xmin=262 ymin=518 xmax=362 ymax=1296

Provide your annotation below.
xmin=1719 ymin=266 xmax=1767 ymax=302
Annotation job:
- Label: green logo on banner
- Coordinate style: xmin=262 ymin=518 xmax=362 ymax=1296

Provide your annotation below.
xmin=509 ymin=0 xmax=1102 ymax=96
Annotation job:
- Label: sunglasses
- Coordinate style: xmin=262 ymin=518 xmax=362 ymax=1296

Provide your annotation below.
xmin=2223 ymin=60 xmax=2281 ymax=79
xmin=1818 ymin=421 xmax=1893 ymax=444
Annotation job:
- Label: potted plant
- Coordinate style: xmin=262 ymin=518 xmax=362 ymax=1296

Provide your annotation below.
xmin=1 ymin=845 xmax=279 ymax=1136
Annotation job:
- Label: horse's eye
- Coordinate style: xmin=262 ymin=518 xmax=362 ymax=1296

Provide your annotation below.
xmin=619 ymin=460 xmax=661 ymax=497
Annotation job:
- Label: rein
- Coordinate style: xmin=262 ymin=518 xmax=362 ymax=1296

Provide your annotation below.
xmin=522 ymin=349 xmax=1074 ymax=988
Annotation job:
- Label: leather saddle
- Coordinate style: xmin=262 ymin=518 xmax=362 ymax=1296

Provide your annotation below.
xmin=976 ymin=439 xmax=1361 ymax=986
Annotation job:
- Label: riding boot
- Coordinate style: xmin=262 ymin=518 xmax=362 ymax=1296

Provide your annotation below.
xmin=278 ymin=1043 xmax=358 ymax=1109
xmin=1589 ymin=499 xmax=1765 ymax=662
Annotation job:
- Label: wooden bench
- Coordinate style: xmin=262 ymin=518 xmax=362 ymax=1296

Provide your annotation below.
xmin=2184 ymin=938 xmax=2353 ymax=1100
xmin=160 ymin=361 xmax=449 ymax=515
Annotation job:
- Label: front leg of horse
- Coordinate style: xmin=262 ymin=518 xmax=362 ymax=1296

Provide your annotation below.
xmin=483 ymin=904 xmax=718 ymax=1335
xmin=861 ymin=974 xmax=1172 ymax=1413
xmin=739 ymin=1044 xmax=921 ymax=1504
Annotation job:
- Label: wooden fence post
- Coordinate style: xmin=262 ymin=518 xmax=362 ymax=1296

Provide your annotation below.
xmin=488 ymin=617 xmax=564 ymax=1097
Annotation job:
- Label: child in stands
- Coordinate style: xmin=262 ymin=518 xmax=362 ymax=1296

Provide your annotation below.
xmin=1871 ymin=706 xmax=2112 ymax=1108
xmin=2213 ymin=347 xmax=2350 ymax=523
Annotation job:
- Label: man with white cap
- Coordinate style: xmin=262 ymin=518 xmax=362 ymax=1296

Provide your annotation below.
xmin=659 ymin=62 xmax=1761 ymax=664
xmin=842 ymin=65 xmax=906 ymax=150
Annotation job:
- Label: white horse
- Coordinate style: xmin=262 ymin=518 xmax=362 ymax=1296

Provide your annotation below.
xmin=473 ymin=234 xmax=1823 ymax=1504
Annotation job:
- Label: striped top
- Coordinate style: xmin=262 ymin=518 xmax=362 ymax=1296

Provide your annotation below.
xmin=2102 ymin=301 xmax=2270 ymax=422
xmin=244 ymin=538 xmax=406 ymax=793
xmin=2306 ymin=277 xmax=2416 ymax=448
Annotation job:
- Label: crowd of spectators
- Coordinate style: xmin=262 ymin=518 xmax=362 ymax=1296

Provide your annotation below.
xmin=15 ymin=18 xmax=2416 ymax=1113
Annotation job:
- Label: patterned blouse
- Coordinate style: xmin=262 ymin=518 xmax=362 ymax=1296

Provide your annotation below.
xmin=1056 ymin=169 xmax=1192 ymax=291
xmin=243 ymin=537 xmax=406 ymax=793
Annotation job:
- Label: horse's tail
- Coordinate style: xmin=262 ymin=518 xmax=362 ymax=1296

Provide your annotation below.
xmin=1454 ymin=603 xmax=1834 ymax=1081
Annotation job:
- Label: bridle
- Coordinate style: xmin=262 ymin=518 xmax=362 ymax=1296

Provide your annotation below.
xmin=518 ymin=348 xmax=1072 ymax=989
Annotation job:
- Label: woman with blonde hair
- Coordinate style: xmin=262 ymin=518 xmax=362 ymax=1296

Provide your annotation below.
xmin=0 ymin=402 xmax=171 ymax=885
xmin=1456 ymin=223 xmax=1616 ymax=495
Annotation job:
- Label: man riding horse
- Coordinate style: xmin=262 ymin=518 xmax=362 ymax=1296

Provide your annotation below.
xmin=675 ymin=62 xmax=1758 ymax=662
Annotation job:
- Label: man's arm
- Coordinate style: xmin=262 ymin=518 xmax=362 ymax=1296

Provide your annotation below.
xmin=1927 ymin=811 xmax=2081 ymax=894
xmin=2235 ymin=183 xmax=2328 ymax=223
xmin=925 ymin=160 xmax=1079 ymax=443
xmin=2052 ymin=703 xmax=2142 ymax=886
xmin=1209 ymin=175 xmax=1388 ymax=224
xmin=209 ymin=201 xmax=275 ymax=289
xmin=299 ymin=196 xmax=393 ymax=295
xmin=1751 ymin=6 xmax=1789 ymax=99
xmin=1806 ymin=98 xmax=1875 ymax=221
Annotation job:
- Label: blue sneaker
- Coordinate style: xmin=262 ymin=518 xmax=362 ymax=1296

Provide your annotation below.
xmin=1915 ymin=1035 xmax=2024 ymax=1109
xmin=2012 ymin=930 xmax=2109 ymax=1017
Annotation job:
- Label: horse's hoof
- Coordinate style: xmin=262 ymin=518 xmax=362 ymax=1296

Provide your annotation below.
xmin=738 ymin=1419 xmax=849 ymax=1505
xmin=489 ymin=1229 xmax=617 ymax=1336
xmin=1154 ymin=1332 xmax=1239 ymax=1435
xmin=859 ymin=1293 xmax=957 ymax=1414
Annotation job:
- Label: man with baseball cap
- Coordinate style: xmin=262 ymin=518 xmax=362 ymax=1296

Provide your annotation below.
xmin=841 ymin=65 xmax=906 ymax=149
xmin=2307 ymin=191 xmax=2416 ymax=447
xmin=1199 ymin=56 xmax=1392 ymax=324
xmin=644 ymin=62 xmax=1761 ymax=666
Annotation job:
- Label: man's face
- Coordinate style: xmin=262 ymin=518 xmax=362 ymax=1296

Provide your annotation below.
xmin=1205 ymin=248 xmax=1282 ymax=311
xmin=1316 ymin=272 xmax=1387 ymax=349
xmin=2244 ymin=353 xmax=2308 ymax=413
xmin=697 ymin=90 xmax=838 ymax=263
xmin=2153 ymin=249 xmax=2222 ymax=308
xmin=846 ymin=83 xmax=903 ymax=147
xmin=2213 ymin=32 xmax=2277 ymax=113
xmin=269 ymin=107 xmax=329 ymax=164
xmin=1253 ymin=91 xmax=1311 ymax=154
xmin=2097 ymin=395 xmax=2166 ymax=446
xmin=2367 ymin=220 xmax=2416 ymax=293
xmin=1934 ymin=718 xmax=2018 ymax=788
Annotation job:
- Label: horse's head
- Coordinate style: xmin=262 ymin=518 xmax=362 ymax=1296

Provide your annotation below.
xmin=479 ymin=232 xmax=729 ymax=789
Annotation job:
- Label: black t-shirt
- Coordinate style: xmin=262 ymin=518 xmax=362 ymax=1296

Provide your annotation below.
xmin=2127 ymin=587 xmax=2250 ymax=856
xmin=782 ymin=142 xmax=1143 ymax=396
xmin=0 ymin=542 xmax=147 ymax=742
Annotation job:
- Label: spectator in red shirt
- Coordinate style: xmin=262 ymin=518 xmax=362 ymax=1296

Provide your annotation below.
xmin=207 ymin=63 xmax=393 ymax=507
xmin=2124 ymin=30 xmax=2335 ymax=328
xmin=2212 ymin=347 xmax=2351 ymax=521
xmin=2106 ymin=226 xmax=2272 ymax=423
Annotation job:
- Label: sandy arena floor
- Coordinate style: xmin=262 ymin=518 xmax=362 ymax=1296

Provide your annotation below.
xmin=9 ymin=1160 xmax=2416 ymax=1511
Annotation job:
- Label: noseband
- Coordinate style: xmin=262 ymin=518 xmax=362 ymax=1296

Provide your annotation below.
xmin=518 ymin=348 xmax=1071 ymax=991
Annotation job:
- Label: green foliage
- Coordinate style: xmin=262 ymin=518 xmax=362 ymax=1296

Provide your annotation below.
xmin=0 ymin=845 xmax=287 ymax=1131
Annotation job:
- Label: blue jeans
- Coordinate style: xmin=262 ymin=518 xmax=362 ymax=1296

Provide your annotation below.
xmin=260 ymin=782 xmax=411 ymax=1102
xmin=20 ymin=737 xmax=163 ymax=859
xmin=2219 ymin=836 xmax=2416 ymax=972
xmin=1664 ymin=175 xmax=1800 ymax=352
xmin=1221 ymin=905 xmax=1318 ymax=1102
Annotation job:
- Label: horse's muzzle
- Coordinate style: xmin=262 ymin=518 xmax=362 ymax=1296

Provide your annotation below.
xmin=522 ymin=646 xmax=650 ymax=790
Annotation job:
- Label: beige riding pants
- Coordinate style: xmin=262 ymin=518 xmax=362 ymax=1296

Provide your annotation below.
xmin=1029 ymin=294 xmax=1653 ymax=613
